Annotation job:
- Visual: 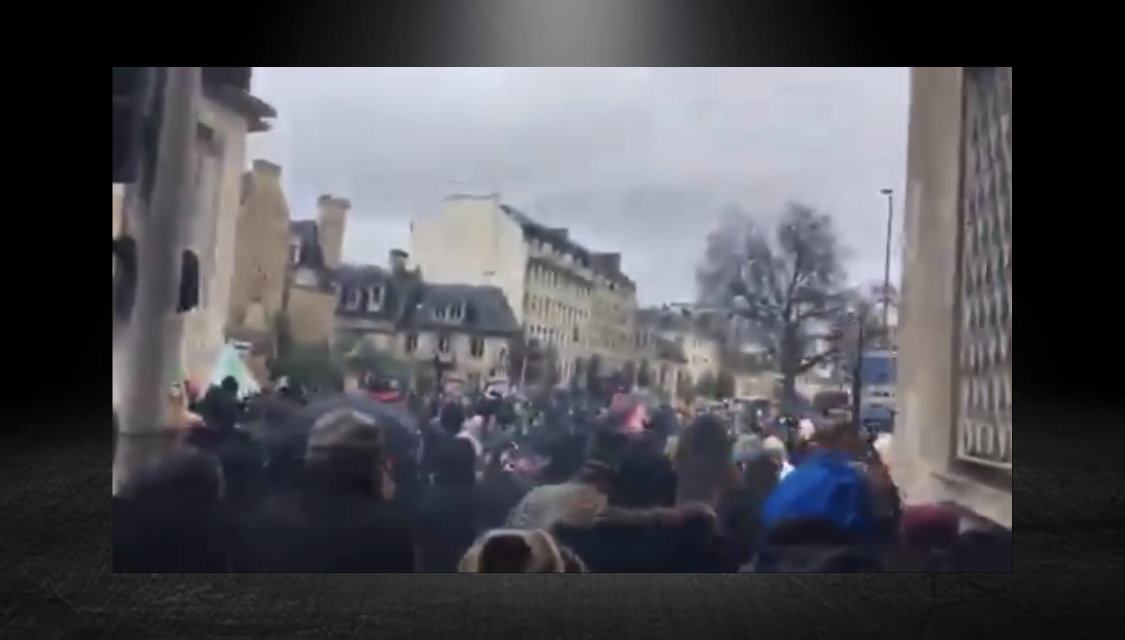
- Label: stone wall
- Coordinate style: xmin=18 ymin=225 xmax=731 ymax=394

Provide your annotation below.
xmin=890 ymin=67 xmax=1011 ymax=530
xmin=287 ymin=285 xmax=337 ymax=346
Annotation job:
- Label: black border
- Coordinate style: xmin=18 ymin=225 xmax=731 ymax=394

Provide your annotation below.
xmin=7 ymin=5 xmax=1057 ymax=640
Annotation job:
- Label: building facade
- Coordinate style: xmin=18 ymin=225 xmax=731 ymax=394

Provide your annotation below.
xmin=891 ymin=67 xmax=1011 ymax=530
xmin=409 ymin=195 xmax=638 ymax=383
xmin=177 ymin=90 xmax=274 ymax=387
xmin=333 ymin=251 xmax=521 ymax=390
xmin=635 ymin=307 xmax=723 ymax=386
xmin=112 ymin=82 xmax=275 ymax=409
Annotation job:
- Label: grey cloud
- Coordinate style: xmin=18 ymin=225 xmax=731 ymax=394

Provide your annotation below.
xmin=249 ymin=67 xmax=909 ymax=305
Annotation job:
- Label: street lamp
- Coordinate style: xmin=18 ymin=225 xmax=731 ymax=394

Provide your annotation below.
xmin=878 ymin=188 xmax=895 ymax=338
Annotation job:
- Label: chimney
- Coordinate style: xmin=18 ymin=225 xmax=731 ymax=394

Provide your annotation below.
xmin=316 ymin=194 xmax=351 ymax=269
xmin=389 ymin=248 xmax=409 ymax=271
xmin=251 ymin=158 xmax=282 ymax=178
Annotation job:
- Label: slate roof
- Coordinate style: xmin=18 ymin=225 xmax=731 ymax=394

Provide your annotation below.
xmin=333 ymin=263 xmax=519 ymax=337
xmin=499 ymin=203 xmax=634 ymax=289
xmin=412 ymin=283 xmax=520 ymax=335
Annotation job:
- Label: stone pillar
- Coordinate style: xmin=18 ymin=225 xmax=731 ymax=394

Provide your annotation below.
xmin=890 ymin=67 xmax=1012 ymax=530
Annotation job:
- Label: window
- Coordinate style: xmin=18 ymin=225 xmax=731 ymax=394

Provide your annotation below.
xmin=447 ymin=303 xmax=464 ymax=321
xmin=404 ymin=333 xmax=418 ymax=354
xmin=289 ymin=242 xmax=300 ymax=265
xmin=366 ymin=286 xmax=384 ymax=312
xmin=470 ymin=337 xmax=485 ymax=359
xmin=438 ymin=334 xmax=452 ymax=354
xmin=344 ymin=287 xmax=362 ymax=311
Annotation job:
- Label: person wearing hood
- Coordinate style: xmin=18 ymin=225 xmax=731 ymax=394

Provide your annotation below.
xmin=746 ymin=419 xmax=885 ymax=573
xmin=416 ymin=437 xmax=487 ymax=572
xmin=235 ymin=408 xmax=415 ymax=572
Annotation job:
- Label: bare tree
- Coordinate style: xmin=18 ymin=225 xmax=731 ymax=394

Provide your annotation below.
xmin=696 ymin=203 xmax=851 ymax=411
xmin=831 ymin=282 xmax=896 ymax=381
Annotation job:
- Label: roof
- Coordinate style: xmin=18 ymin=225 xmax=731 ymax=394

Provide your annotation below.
xmin=333 ymin=264 xmax=519 ymax=337
xmin=499 ymin=204 xmax=634 ymax=289
xmin=202 ymin=82 xmax=277 ymax=133
xmin=637 ymin=306 xmax=721 ymax=339
xmin=411 ymin=283 xmax=520 ymax=335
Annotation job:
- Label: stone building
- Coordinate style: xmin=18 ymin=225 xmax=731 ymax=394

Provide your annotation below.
xmin=334 ymin=250 xmax=521 ymax=391
xmin=178 ymin=89 xmax=275 ymax=387
xmin=635 ymin=306 xmax=723 ymax=385
xmin=408 ymin=194 xmax=638 ymax=383
xmin=891 ymin=67 xmax=1011 ymax=530
xmin=586 ymin=252 xmax=638 ymax=373
xmin=111 ymin=83 xmax=277 ymax=394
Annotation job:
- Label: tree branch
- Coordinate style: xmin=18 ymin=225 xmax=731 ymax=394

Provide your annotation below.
xmin=796 ymin=348 xmax=838 ymax=375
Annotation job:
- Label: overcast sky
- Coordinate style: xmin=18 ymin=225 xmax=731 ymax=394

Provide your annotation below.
xmin=248 ymin=67 xmax=909 ymax=306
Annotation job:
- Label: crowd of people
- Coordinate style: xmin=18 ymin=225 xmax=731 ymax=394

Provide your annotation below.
xmin=111 ymin=374 xmax=1012 ymax=573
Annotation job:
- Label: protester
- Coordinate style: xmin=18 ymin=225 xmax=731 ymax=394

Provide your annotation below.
xmin=416 ymin=437 xmax=488 ymax=572
xmin=233 ymin=408 xmax=415 ymax=572
xmin=761 ymin=435 xmax=795 ymax=480
xmin=749 ymin=418 xmax=889 ymax=572
xmin=113 ymin=365 xmax=1002 ymax=575
xmin=673 ymin=413 xmax=735 ymax=507
xmin=505 ymin=429 xmax=626 ymax=530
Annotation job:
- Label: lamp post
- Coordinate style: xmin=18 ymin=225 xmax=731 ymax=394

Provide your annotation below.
xmin=878 ymin=188 xmax=895 ymax=341
xmin=849 ymin=312 xmax=867 ymax=433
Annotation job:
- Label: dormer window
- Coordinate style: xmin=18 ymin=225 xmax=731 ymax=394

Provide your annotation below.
xmin=366 ymin=285 xmax=384 ymax=312
xmin=344 ymin=287 xmax=362 ymax=311
xmin=447 ymin=303 xmax=464 ymax=322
